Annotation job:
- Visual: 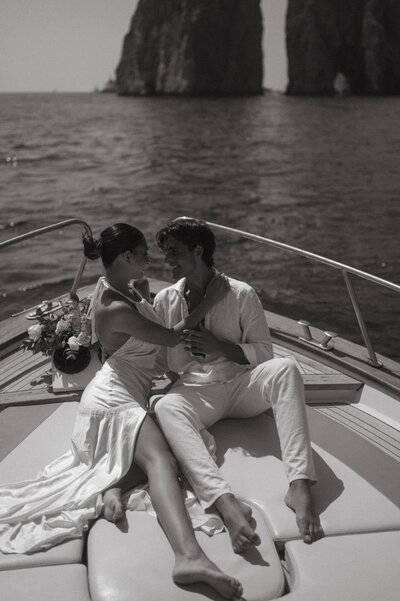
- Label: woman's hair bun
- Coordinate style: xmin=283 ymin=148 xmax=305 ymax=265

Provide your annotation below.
xmin=82 ymin=223 xmax=144 ymax=267
xmin=82 ymin=231 xmax=102 ymax=261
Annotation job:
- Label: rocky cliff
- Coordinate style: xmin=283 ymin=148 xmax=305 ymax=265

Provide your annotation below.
xmin=286 ymin=0 xmax=400 ymax=95
xmin=116 ymin=0 xmax=263 ymax=96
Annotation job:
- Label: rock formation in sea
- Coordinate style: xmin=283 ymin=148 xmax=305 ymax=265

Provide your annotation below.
xmin=116 ymin=0 xmax=263 ymax=96
xmin=286 ymin=0 xmax=400 ymax=95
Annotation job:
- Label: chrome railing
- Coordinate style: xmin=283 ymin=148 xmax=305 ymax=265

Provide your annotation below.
xmin=178 ymin=217 xmax=400 ymax=368
xmin=0 ymin=219 xmax=92 ymax=296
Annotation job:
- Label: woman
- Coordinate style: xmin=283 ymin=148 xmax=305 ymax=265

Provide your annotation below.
xmin=0 ymin=224 xmax=242 ymax=600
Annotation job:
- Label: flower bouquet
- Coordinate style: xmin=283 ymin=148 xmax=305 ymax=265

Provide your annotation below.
xmin=21 ymin=293 xmax=93 ymax=374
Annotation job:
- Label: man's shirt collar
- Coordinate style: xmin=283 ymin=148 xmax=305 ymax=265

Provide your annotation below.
xmin=170 ymin=278 xmax=187 ymax=297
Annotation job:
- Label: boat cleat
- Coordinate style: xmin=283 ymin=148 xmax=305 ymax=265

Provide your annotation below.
xmin=297 ymin=320 xmax=338 ymax=350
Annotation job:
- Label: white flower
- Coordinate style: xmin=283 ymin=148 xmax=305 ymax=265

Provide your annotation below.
xmin=28 ymin=324 xmax=43 ymax=341
xmin=67 ymin=335 xmax=80 ymax=351
xmin=55 ymin=319 xmax=70 ymax=335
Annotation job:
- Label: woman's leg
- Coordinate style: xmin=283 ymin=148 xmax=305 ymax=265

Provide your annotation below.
xmin=133 ymin=415 xmax=243 ymax=600
xmin=102 ymin=460 xmax=146 ymax=522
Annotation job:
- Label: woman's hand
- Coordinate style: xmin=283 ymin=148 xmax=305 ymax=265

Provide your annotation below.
xmin=129 ymin=278 xmax=150 ymax=302
xmin=204 ymin=272 xmax=230 ymax=305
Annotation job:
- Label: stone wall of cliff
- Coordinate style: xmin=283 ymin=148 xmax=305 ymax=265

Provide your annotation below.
xmin=286 ymin=0 xmax=400 ymax=95
xmin=116 ymin=0 xmax=263 ymax=96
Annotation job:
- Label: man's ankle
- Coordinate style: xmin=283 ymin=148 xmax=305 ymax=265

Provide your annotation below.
xmin=290 ymin=478 xmax=311 ymax=489
xmin=214 ymin=492 xmax=235 ymax=513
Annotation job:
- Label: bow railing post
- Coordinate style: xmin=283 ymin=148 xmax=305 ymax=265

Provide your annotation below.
xmin=342 ymin=270 xmax=382 ymax=367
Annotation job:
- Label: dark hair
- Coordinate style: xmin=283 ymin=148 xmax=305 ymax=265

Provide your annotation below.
xmin=82 ymin=223 xmax=145 ymax=268
xmin=156 ymin=218 xmax=215 ymax=267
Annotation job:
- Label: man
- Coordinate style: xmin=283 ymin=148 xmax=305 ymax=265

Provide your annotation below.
xmin=153 ymin=218 xmax=323 ymax=552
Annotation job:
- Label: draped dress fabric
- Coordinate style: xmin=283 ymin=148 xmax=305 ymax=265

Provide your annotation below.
xmin=0 ymin=278 xmax=168 ymax=554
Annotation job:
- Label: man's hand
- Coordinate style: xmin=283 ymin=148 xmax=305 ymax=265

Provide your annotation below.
xmin=180 ymin=325 xmax=249 ymax=364
xmin=180 ymin=324 xmax=222 ymax=356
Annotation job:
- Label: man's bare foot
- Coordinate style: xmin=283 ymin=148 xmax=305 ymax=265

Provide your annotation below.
xmin=103 ymin=487 xmax=124 ymax=523
xmin=215 ymin=494 xmax=261 ymax=554
xmin=285 ymin=479 xmax=324 ymax=544
xmin=173 ymin=552 xmax=243 ymax=600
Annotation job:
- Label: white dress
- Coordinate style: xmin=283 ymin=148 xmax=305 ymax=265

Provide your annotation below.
xmin=0 ymin=278 xmax=168 ymax=554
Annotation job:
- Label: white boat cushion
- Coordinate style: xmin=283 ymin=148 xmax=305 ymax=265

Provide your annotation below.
xmin=0 ymin=539 xmax=83 ymax=572
xmin=0 ymin=402 xmax=79 ymax=482
xmin=209 ymin=408 xmax=400 ymax=542
xmin=88 ymin=501 xmax=285 ymax=601
xmin=0 ymin=564 xmax=92 ymax=601
xmin=0 ymin=402 xmax=83 ymax=570
xmin=283 ymin=531 xmax=400 ymax=600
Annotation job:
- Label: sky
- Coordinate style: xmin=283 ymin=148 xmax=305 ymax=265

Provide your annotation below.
xmin=0 ymin=0 xmax=288 ymax=93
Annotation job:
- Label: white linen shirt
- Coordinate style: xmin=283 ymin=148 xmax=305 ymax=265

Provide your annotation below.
xmin=153 ymin=276 xmax=273 ymax=384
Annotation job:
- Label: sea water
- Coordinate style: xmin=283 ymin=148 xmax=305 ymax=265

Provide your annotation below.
xmin=1 ymin=92 xmax=399 ymax=359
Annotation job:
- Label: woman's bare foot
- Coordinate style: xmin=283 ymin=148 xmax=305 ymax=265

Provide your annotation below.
xmin=285 ymin=479 xmax=324 ymax=544
xmin=103 ymin=487 xmax=124 ymax=523
xmin=173 ymin=552 xmax=243 ymax=600
xmin=215 ymin=494 xmax=261 ymax=554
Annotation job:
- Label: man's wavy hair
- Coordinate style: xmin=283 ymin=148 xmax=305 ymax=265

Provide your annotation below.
xmin=156 ymin=219 xmax=216 ymax=267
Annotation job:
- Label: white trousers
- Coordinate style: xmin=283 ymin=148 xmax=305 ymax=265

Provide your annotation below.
xmin=155 ymin=357 xmax=317 ymax=509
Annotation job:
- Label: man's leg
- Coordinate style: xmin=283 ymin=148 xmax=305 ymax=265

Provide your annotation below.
xmin=227 ymin=357 xmax=324 ymax=543
xmin=154 ymin=384 xmax=260 ymax=553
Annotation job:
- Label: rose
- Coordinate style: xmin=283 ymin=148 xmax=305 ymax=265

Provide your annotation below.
xmin=28 ymin=324 xmax=43 ymax=341
xmin=67 ymin=335 xmax=80 ymax=351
